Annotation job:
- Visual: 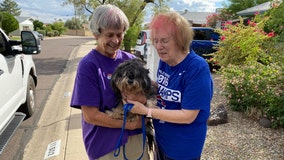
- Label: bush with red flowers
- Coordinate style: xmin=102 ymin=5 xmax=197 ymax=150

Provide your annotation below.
xmin=214 ymin=15 xmax=284 ymax=128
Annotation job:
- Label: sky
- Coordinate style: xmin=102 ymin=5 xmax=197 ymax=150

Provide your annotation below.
xmin=8 ymin=0 xmax=229 ymax=23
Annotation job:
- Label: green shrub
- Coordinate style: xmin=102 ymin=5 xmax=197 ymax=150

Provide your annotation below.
xmin=214 ymin=16 xmax=273 ymax=67
xmin=46 ymin=31 xmax=54 ymax=37
xmin=53 ymin=30 xmax=59 ymax=36
xmin=221 ymin=62 xmax=284 ymax=128
xmin=263 ymin=1 xmax=284 ymax=42
xmin=37 ymin=30 xmax=45 ymax=36
xmin=0 ymin=12 xmax=19 ymax=35
xmin=215 ymin=15 xmax=284 ymax=128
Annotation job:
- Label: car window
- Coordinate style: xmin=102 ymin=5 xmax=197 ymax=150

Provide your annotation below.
xmin=193 ymin=30 xmax=208 ymax=40
xmin=193 ymin=29 xmax=220 ymax=41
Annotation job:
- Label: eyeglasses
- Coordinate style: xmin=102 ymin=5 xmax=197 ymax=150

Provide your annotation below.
xmin=152 ymin=37 xmax=172 ymax=46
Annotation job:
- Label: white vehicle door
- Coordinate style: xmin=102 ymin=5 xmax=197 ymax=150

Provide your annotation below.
xmin=0 ymin=32 xmax=23 ymax=131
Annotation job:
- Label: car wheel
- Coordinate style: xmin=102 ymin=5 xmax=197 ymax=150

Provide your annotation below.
xmin=19 ymin=75 xmax=36 ymax=118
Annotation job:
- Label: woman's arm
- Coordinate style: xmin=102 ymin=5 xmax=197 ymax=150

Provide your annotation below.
xmin=81 ymin=106 xmax=142 ymax=130
xmin=127 ymin=100 xmax=199 ymax=124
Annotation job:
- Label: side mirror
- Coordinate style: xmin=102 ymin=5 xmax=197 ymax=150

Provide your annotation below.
xmin=21 ymin=31 xmax=41 ymax=54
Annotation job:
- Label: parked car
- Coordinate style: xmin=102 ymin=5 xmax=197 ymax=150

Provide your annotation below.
xmin=33 ymin=31 xmax=44 ymax=40
xmin=134 ymin=27 xmax=220 ymax=71
xmin=0 ymin=28 xmax=41 ymax=154
xmin=191 ymin=27 xmax=220 ymax=71
xmin=134 ymin=30 xmax=150 ymax=61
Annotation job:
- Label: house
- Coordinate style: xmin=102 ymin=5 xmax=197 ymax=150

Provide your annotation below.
xmin=178 ymin=9 xmax=215 ymax=27
xmin=10 ymin=17 xmax=34 ymax=36
xmin=143 ymin=9 xmax=217 ymax=28
xmin=237 ymin=1 xmax=271 ymax=16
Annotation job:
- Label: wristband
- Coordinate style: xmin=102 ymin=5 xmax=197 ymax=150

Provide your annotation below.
xmin=146 ymin=109 xmax=152 ymax=118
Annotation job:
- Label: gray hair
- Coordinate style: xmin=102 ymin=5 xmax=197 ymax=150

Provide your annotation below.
xmin=89 ymin=4 xmax=129 ymax=36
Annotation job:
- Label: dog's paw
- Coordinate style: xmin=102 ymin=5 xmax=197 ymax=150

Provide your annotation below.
xmin=105 ymin=110 xmax=114 ymax=117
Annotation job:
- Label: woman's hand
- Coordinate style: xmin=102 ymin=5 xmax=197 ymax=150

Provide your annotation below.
xmin=126 ymin=99 xmax=148 ymax=116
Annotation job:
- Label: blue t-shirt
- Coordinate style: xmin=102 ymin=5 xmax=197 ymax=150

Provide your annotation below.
xmin=154 ymin=50 xmax=213 ymax=159
xmin=70 ymin=49 xmax=139 ymax=159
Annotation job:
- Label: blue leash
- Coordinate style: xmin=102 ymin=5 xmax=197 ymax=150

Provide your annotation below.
xmin=114 ymin=103 xmax=146 ymax=160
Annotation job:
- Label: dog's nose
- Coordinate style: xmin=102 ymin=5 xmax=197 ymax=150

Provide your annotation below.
xmin=127 ymin=79 xmax=133 ymax=84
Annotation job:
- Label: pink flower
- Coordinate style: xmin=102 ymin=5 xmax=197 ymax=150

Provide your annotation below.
xmin=267 ymin=32 xmax=275 ymax=37
xmin=221 ymin=36 xmax=226 ymax=41
xmin=226 ymin=21 xmax=232 ymax=25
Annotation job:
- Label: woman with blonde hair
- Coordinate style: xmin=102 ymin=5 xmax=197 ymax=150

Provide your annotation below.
xmin=128 ymin=11 xmax=213 ymax=160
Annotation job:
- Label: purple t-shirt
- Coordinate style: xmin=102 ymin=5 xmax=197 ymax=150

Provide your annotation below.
xmin=70 ymin=49 xmax=140 ymax=159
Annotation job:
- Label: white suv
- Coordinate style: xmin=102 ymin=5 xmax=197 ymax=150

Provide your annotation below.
xmin=0 ymin=28 xmax=41 ymax=154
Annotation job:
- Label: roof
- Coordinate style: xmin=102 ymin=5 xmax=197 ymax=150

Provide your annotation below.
xmin=178 ymin=10 xmax=214 ymax=25
xmin=237 ymin=2 xmax=271 ymax=16
xmin=15 ymin=16 xmax=34 ymax=23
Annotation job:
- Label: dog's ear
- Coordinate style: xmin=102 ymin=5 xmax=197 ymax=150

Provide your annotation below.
xmin=111 ymin=81 xmax=122 ymax=98
xmin=110 ymin=71 xmax=122 ymax=98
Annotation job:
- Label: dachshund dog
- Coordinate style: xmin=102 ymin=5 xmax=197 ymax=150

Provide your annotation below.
xmin=107 ymin=58 xmax=158 ymax=153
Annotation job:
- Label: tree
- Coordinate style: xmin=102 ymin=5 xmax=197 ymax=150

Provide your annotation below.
xmin=64 ymin=17 xmax=82 ymax=30
xmin=0 ymin=0 xmax=21 ymax=16
xmin=33 ymin=20 xmax=45 ymax=31
xmin=62 ymin=0 xmax=168 ymax=52
xmin=0 ymin=12 xmax=18 ymax=35
xmin=51 ymin=21 xmax=67 ymax=36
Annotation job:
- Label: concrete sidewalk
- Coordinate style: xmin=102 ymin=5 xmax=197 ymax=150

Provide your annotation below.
xmin=23 ymin=40 xmax=95 ymax=160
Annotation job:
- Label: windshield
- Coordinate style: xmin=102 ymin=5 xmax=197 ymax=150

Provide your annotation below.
xmin=193 ymin=28 xmax=220 ymax=41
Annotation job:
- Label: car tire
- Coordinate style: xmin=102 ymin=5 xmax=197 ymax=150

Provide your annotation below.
xmin=19 ymin=75 xmax=36 ymax=118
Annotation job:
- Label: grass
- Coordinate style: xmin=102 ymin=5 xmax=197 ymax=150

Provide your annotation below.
xmin=9 ymin=36 xmax=21 ymax=40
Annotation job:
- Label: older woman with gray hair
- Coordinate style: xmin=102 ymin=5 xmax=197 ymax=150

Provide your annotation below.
xmin=70 ymin=4 xmax=148 ymax=160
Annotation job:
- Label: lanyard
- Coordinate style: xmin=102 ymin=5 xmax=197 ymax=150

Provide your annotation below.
xmin=114 ymin=103 xmax=146 ymax=160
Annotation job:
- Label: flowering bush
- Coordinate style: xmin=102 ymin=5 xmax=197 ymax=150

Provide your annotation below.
xmin=214 ymin=16 xmax=284 ymax=128
xmin=264 ymin=0 xmax=284 ymax=42
xmin=206 ymin=9 xmax=233 ymax=28
xmin=221 ymin=62 xmax=284 ymax=128
xmin=206 ymin=13 xmax=219 ymax=28
xmin=214 ymin=17 xmax=274 ymax=67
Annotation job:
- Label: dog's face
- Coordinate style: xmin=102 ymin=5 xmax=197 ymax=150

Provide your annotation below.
xmin=111 ymin=58 xmax=154 ymax=103
xmin=107 ymin=58 xmax=157 ymax=122
xmin=120 ymin=91 xmax=147 ymax=104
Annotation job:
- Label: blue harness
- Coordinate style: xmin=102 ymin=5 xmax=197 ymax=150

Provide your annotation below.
xmin=114 ymin=103 xmax=146 ymax=160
